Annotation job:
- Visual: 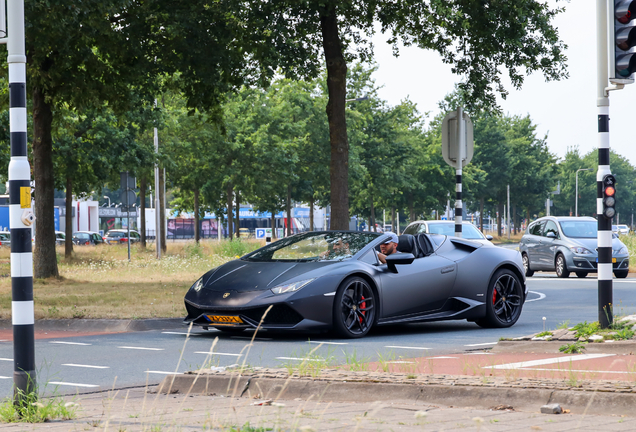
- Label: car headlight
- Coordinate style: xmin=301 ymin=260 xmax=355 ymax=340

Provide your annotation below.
xmin=271 ymin=279 xmax=315 ymax=295
xmin=615 ymin=246 xmax=628 ymax=255
xmin=570 ymin=247 xmax=593 ymax=255
xmin=191 ymin=278 xmax=203 ymax=292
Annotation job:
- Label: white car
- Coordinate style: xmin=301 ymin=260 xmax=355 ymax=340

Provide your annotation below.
xmin=617 ymin=225 xmax=630 ymax=236
xmin=402 ymin=220 xmax=494 ymax=245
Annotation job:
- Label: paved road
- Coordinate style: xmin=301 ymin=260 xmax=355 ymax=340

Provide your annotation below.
xmin=1 ymin=276 xmax=635 ymax=396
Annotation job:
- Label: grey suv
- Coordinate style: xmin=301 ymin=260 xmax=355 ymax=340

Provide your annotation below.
xmin=519 ymin=216 xmax=629 ymax=278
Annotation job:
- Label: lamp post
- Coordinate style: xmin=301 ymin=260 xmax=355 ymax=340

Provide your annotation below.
xmin=575 ymin=168 xmax=590 ymax=217
xmin=104 ymin=196 xmax=111 ymax=207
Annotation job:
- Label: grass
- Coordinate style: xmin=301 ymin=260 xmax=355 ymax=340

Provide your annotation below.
xmin=0 ymin=239 xmax=264 ymax=320
xmin=0 ymin=385 xmax=78 ymax=423
xmin=559 ymin=342 xmax=587 ymax=354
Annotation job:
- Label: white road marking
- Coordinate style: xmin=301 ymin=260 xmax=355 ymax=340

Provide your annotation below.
xmin=50 ymin=341 xmax=91 ymax=346
xmin=162 ymin=332 xmax=200 ymax=336
xmin=385 ymin=346 xmax=430 ymax=350
xmin=276 ymin=357 xmax=326 ymax=362
xmin=194 ymin=352 xmax=242 ymax=357
xmin=525 ymin=291 xmax=546 ymax=303
xmin=428 ymin=356 xmax=459 ymax=359
xmin=0 ymin=376 xmax=10 ymax=379
xmin=62 ymin=364 xmax=109 ymax=369
xmin=522 ymin=367 xmax=629 ymax=374
xmin=0 ymin=358 xmax=12 ymax=361
xmin=146 ymin=371 xmax=183 ymax=375
xmin=118 ymin=346 xmax=164 ymax=351
xmin=465 ymin=352 xmax=493 ymax=355
xmin=487 ymin=353 xmax=615 ymax=370
xmin=387 ymin=361 xmax=415 ymax=364
xmin=464 ymin=342 xmax=497 ymax=347
xmin=308 ymin=341 xmax=348 ymax=345
xmin=49 ymin=381 xmax=99 ymax=388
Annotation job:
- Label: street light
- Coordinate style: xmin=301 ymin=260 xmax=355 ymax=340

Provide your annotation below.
xmin=575 ymin=168 xmax=590 ymax=217
xmin=104 ymin=195 xmax=111 ymax=207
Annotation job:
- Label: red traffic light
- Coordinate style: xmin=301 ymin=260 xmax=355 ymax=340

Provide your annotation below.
xmin=616 ymin=1 xmax=636 ymax=24
xmin=605 ymin=186 xmax=616 ymax=196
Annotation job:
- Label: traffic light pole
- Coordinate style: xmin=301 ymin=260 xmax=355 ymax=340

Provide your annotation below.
xmin=454 ymin=107 xmax=464 ymax=238
xmin=597 ymin=0 xmax=613 ymax=328
xmin=5 ymin=0 xmax=37 ymax=401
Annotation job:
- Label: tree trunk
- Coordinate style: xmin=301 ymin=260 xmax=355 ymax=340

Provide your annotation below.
xmin=271 ymin=212 xmax=276 ymax=240
xmin=370 ymin=195 xmax=375 ymax=232
xmin=194 ymin=189 xmax=200 ymax=244
xmin=320 ymin=8 xmax=349 ymax=230
xmin=235 ymin=191 xmax=241 ymax=238
xmin=139 ymin=176 xmax=147 ymax=248
xmin=497 ymin=202 xmax=504 ymax=237
xmin=286 ymin=184 xmax=292 ymax=236
xmin=226 ymin=184 xmax=233 ymax=240
xmin=159 ymin=168 xmax=167 ymax=253
xmin=309 ymin=196 xmax=314 ymax=232
xmin=479 ymin=198 xmax=484 ymax=232
xmin=391 ymin=207 xmax=396 ymax=233
xmin=408 ymin=193 xmax=415 ymax=223
xmin=513 ymin=204 xmax=518 ymax=235
xmin=33 ymin=85 xmax=59 ymax=278
xmin=64 ymin=175 xmax=73 ymax=259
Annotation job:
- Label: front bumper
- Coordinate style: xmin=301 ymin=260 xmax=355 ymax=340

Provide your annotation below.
xmin=569 ymin=255 xmax=629 ymax=272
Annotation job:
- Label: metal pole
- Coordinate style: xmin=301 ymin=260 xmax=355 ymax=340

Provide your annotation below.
xmin=455 ymin=107 xmax=464 ymax=238
xmin=597 ymin=0 xmax=613 ymax=328
xmin=126 ymin=172 xmax=131 ymax=262
xmin=507 ymin=185 xmax=511 ymax=240
xmin=7 ymin=0 xmax=36 ymax=401
xmin=396 ymin=211 xmax=400 ymax=235
xmin=154 ymin=110 xmax=161 ymax=259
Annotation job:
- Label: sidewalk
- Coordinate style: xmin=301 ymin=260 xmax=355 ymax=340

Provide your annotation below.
xmin=3 ymin=386 xmax=636 ymax=431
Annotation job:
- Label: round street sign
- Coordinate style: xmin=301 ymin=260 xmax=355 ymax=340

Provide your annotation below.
xmin=119 ymin=190 xmax=137 ymax=207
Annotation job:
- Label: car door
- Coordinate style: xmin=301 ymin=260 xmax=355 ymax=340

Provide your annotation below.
xmin=536 ymin=220 xmax=559 ymax=268
xmin=523 ymin=220 xmax=546 ymax=269
xmin=378 ymin=254 xmax=457 ymax=318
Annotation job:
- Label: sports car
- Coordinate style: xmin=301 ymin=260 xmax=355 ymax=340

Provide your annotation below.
xmin=184 ymin=231 xmax=527 ymax=338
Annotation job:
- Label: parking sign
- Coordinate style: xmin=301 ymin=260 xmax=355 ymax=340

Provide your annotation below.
xmin=255 ymin=228 xmax=266 ymax=239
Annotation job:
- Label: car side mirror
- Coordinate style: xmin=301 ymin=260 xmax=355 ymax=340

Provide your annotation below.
xmin=486 ymin=235 xmax=493 ymax=241
xmin=386 ymin=253 xmax=415 ymax=273
xmin=546 ymin=232 xmax=557 ymax=239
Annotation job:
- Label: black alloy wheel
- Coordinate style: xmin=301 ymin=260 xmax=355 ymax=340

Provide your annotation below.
xmin=576 ymin=271 xmax=588 ymax=278
xmin=476 ymin=269 xmax=524 ymax=328
xmin=555 ymin=254 xmax=570 ymax=278
xmin=522 ymin=254 xmax=534 ymax=277
xmin=333 ymin=276 xmax=376 ymax=338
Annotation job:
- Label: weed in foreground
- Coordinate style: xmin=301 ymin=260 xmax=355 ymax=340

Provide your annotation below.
xmin=0 ymin=388 xmax=78 ymax=423
xmin=559 ymin=342 xmax=586 ymax=354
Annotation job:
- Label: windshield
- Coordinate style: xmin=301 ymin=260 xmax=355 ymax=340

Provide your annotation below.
xmin=426 ymin=223 xmax=485 ymax=240
xmin=559 ymin=220 xmax=598 ymax=238
xmin=245 ymin=232 xmax=381 ymax=262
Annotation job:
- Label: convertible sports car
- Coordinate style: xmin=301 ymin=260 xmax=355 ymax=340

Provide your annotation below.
xmin=184 ymin=231 xmax=527 ymax=338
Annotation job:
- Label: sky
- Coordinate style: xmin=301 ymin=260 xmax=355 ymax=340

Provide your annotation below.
xmin=370 ymin=1 xmax=636 ymax=166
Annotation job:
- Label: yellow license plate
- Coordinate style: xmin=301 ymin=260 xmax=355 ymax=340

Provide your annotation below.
xmin=207 ymin=315 xmax=243 ymax=324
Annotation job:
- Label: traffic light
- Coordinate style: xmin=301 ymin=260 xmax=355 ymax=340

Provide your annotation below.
xmin=602 ymin=174 xmax=617 ymax=219
xmin=612 ymin=1 xmax=636 ymax=83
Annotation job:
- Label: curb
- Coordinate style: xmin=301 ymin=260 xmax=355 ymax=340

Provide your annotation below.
xmin=157 ymin=373 xmax=636 ymax=417
xmin=493 ymin=340 xmax=636 ymax=355
xmin=0 ymin=318 xmax=184 ymax=332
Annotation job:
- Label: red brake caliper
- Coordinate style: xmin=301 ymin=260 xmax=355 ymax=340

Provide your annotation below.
xmin=359 ymin=296 xmax=366 ymax=324
xmin=492 ymin=289 xmax=497 ymax=305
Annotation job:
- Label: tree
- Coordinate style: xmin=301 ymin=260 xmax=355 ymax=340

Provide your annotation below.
xmin=248 ymin=0 xmax=568 ymax=229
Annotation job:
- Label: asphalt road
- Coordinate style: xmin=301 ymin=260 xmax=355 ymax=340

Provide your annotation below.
xmin=1 ymin=275 xmax=635 ymax=397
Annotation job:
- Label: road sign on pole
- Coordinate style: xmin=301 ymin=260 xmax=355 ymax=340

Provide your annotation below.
xmin=442 ymin=108 xmax=473 ymax=238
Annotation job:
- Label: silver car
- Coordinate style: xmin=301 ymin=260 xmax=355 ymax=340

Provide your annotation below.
xmin=519 ymin=216 xmax=629 ymax=278
xmin=403 ymin=220 xmax=494 ymax=245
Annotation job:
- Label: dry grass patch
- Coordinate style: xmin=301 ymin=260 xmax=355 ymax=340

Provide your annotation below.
xmin=0 ymin=239 xmax=264 ymax=319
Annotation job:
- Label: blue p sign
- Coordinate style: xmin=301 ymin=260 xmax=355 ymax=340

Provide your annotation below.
xmin=256 ymin=228 xmax=266 ymax=239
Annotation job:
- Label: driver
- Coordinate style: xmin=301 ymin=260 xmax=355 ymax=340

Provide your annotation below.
xmin=378 ymin=232 xmax=399 ymax=264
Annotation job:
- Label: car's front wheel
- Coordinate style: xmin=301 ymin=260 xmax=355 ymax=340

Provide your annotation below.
xmin=476 ymin=268 xmax=524 ymax=328
xmin=333 ymin=276 xmax=376 ymax=338
xmin=615 ymin=270 xmax=629 ymax=279
xmin=522 ymin=254 xmax=534 ymax=277
xmin=576 ymin=271 xmax=588 ymax=278
xmin=555 ymin=254 xmax=570 ymax=278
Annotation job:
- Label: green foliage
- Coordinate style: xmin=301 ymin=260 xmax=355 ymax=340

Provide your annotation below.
xmin=228 ymin=424 xmax=273 ymax=432
xmin=0 ymin=390 xmax=78 ymax=423
xmin=572 ymin=321 xmax=600 ymax=339
xmin=209 ymin=240 xmax=261 ymax=259
xmin=557 ymin=320 xmax=571 ymax=330
xmin=559 ymin=342 xmax=586 ymax=354
xmin=535 ymin=331 xmax=553 ymax=338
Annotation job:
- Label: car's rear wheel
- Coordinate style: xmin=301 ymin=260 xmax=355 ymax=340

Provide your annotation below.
xmin=476 ymin=269 xmax=524 ymax=328
xmin=333 ymin=276 xmax=376 ymax=338
xmin=615 ymin=270 xmax=629 ymax=279
xmin=555 ymin=254 xmax=570 ymax=278
xmin=522 ymin=254 xmax=534 ymax=277
xmin=576 ymin=271 xmax=588 ymax=278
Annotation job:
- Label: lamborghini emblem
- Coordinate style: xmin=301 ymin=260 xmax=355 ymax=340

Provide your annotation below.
xmin=223 ymin=293 xmax=231 ymax=299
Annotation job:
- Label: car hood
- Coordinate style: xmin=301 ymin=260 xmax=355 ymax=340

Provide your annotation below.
xmin=570 ymin=237 xmax=625 ymax=251
xmin=200 ymin=259 xmax=334 ymax=293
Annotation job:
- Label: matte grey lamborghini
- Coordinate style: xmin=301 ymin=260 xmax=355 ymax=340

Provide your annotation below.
xmin=184 ymin=231 xmax=527 ymax=338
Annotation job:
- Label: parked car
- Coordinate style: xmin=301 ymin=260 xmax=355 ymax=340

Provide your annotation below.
xmin=55 ymin=231 xmax=66 ymax=245
xmin=238 ymin=228 xmax=251 ymax=238
xmin=103 ymin=229 xmax=140 ymax=244
xmin=0 ymin=231 xmax=10 ymax=247
xmin=519 ymin=216 xmax=629 ymax=279
xmin=617 ymin=225 xmax=630 ymax=236
xmin=73 ymin=231 xmax=105 ymax=245
xmin=402 ymin=220 xmax=493 ymax=245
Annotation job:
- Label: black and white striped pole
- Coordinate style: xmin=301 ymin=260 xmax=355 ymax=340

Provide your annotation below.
xmin=3 ymin=0 xmax=37 ymax=399
xmin=454 ymin=107 xmax=464 ymax=238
